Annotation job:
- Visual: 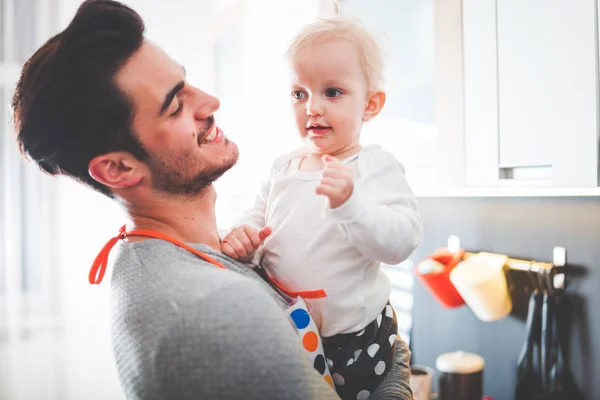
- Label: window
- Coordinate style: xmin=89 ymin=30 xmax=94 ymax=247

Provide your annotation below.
xmin=1 ymin=1 xmax=65 ymax=398
xmin=338 ymin=0 xmax=438 ymax=193
xmin=1 ymin=0 xmax=61 ymax=325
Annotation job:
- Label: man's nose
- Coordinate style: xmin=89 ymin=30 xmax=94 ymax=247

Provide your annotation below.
xmin=193 ymin=89 xmax=220 ymax=120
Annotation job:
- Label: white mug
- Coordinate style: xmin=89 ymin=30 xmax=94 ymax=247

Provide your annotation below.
xmin=449 ymin=252 xmax=512 ymax=322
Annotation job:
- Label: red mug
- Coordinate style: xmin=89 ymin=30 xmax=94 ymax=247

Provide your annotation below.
xmin=414 ymin=248 xmax=466 ymax=308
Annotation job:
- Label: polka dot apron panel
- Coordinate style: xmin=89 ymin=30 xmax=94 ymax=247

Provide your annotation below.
xmin=288 ymin=297 xmax=334 ymax=388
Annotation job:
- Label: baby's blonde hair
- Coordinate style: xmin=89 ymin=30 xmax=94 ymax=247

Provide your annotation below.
xmin=286 ymin=17 xmax=386 ymax=92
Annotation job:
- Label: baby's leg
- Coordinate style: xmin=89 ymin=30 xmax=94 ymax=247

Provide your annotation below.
xmin=322 ymin=302 xmax=398 ymax=400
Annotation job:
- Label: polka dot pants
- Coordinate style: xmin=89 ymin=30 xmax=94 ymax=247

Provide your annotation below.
xmin=321 ymin=302 xmax=398 ymax=400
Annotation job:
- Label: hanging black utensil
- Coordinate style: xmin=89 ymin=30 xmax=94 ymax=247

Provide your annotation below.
xmin=540 ymin=272 xmax=552 ymax=396
xmin=514 ymin=290 xmax=543 ymax=400
xmin=539 ymin=290 xmax=586 ymax=400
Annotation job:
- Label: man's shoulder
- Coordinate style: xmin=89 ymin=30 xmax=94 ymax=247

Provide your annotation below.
xmin=109 ymin=242 xmax=292 ymax=400
xmin=109 ymin=240 xmax=279 ymax=347
xmin=111 ymin=241 xmax=283 ymax=343
xmin=110 ymin=239 xmax=266 ymax=308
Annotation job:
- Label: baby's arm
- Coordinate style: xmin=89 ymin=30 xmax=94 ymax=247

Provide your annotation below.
xmin=326 ymin=148 xmax=422 ymax=264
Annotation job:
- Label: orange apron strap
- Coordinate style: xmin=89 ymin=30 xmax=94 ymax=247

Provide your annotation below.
xmin=89 ymin=225 xmax=228 ymax=285
xmin=89 ymin=234 xmax=123 ymax=285
xmin=267 ymin=276 xmax=327 ymax=299
xmin=124 ymin=228 xmax=230 ymax=270
xmin=89 ymin=225 xmax=327 ymax=299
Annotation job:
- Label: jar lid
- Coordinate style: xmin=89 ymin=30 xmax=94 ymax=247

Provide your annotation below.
xmin=436 ymin=351 xmax=485 ymax=374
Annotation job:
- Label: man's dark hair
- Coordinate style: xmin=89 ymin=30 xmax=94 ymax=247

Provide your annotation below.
xmin=12 ymin=0 xmax=147 ymax=197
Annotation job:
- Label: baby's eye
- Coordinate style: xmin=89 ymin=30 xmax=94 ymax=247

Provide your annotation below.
xmin=325 ymin=88 xmax=343 ymax=98
xmin=292 ymin=90 xmax=307 ymax=100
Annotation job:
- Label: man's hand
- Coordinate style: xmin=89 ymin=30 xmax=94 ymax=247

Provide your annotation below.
xmin=316 ymin=154 xmax=354 ymax=209
xmin=221 ymin=224 xmax=272 ymax=263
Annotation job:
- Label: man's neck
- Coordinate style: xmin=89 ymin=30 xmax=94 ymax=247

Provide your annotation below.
xmin=124 ymin=185 xmax=221 ymax=251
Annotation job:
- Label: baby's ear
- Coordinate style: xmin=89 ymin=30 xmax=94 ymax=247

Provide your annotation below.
xmin=363 ymin=91 xmax=386 ymax=122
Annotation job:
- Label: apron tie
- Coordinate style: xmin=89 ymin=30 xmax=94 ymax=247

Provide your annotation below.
xmin=89 ymin=225 xmax=327 ymax=299
xmin=89 ymin=225 xmax=128 ymax=284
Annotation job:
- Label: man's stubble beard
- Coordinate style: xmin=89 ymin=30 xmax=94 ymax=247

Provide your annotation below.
xmin=147 ymin=140 xmax=239 ymax=196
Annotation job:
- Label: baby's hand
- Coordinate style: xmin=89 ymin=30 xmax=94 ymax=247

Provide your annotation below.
xmin=316 ymin=154 xmax=354 ymax=209
xmin=221 ymin=224 xmax=272 ymax=263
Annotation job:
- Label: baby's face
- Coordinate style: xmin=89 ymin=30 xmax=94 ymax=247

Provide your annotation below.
xmin=290 ymin=39 xmax=370 ymax=155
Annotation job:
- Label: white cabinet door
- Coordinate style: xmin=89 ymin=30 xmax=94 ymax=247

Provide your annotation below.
xmin=462 ymin=0 xmax=599 ymax=187
xmin=463 ymin=0 xmax=500 ymax=186
xmin=496 ymin=0 xmax=598 ymax=187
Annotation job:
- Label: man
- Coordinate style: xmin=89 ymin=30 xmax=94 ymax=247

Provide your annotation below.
xmin=12 ymin=0 xmax=413 ymax=398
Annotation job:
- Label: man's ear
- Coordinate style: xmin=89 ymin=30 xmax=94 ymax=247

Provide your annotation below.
xmin=88 ymin=152 xmax=144 ymax=189
xmin=363 ymin=91 xmax=386 ymax=122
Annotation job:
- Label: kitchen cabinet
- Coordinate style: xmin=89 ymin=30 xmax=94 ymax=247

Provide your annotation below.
xmin=461 ymin=0 xmax=599 ymax=188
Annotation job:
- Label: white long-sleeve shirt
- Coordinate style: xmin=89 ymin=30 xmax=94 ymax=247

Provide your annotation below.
xmin=238 ymin=144 xmax=422 ymax=337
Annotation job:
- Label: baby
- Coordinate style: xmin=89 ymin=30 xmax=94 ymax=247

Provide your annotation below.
xmin=222 ymin=17 xmax=422 ymax=400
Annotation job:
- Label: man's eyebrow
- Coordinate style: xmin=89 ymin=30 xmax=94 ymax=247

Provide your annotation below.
xmin=159 ymin=80 xmax=185 ymax=116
